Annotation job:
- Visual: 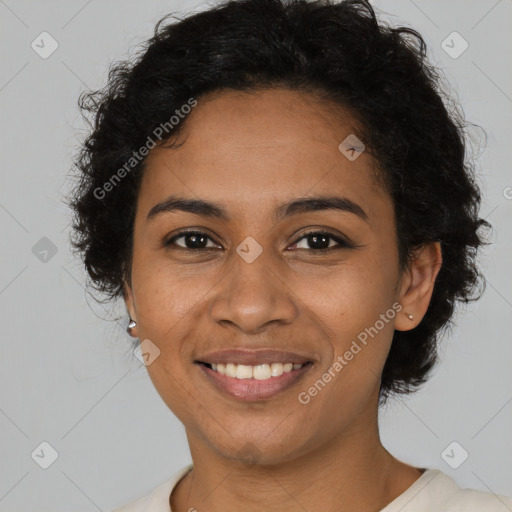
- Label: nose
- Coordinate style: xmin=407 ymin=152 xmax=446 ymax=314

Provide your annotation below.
xmin=209 ymin=251 xmax=298 ymax=334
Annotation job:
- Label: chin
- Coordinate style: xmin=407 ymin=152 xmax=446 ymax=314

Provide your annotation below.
xmin=205 ymin=428 xmax=316 ymax=467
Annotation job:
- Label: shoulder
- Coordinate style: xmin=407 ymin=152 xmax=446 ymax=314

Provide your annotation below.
xmin=385 ymin=468 xmax=512 ymax=512
xmin=442 ymin=477 xmax=512 ymax=512
xmin=108 ymin=464 xmax=193 ymax=512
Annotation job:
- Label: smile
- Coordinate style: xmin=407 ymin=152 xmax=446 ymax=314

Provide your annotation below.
xmin=207 ymin=362 xmax=305 ymax=379
xmin=196 ymin=361 xmax=313 ymax=401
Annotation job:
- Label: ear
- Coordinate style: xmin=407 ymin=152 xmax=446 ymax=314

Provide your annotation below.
xmin=395 ymin=241 xmax=442 ymax=331
xmin=123 ymin=280 xmax=139 ymax=338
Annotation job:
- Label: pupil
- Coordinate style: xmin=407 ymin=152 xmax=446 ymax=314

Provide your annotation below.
xmin=309 ymin=234 xmax=329 ymax=249
xmin=187 ymin=234 xmax=206 ymax=248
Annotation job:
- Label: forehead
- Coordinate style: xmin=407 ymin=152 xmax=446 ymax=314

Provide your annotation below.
xmin=138 ymin=88 xmax=390 ymax=223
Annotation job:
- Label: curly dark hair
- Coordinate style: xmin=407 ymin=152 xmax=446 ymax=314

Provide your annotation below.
xmin=66 ymin=0 xmax=490 ymax=404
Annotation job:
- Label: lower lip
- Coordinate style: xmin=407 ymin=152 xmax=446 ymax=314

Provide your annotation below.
xmin=197 ymin=363 xmax=312 ymax=401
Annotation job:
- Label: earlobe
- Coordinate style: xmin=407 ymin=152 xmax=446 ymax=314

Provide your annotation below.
xmin=395 ymin=242 xmax=442 ymax=332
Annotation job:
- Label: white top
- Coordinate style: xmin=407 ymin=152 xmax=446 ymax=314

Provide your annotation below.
xmin=110 ymin=464 xmax=512 ymax=512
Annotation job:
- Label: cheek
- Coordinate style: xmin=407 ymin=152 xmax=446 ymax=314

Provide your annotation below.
xmin=132 ymin=268 xmax=204 ymax=419
xmin=132 ymin=252 xmax=210 ymax=328
xmin=305 ymin=252 xmax=399 ymax=380
xmin=314 ymin=257 xmax=397 ymax=330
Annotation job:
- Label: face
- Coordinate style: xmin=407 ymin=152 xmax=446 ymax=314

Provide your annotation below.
xmin=124 ymin=88 xmax=440 ymax=465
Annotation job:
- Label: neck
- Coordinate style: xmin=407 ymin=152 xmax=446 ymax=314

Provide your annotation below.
xmin=171 ymin=401 xmax=422 ymax=512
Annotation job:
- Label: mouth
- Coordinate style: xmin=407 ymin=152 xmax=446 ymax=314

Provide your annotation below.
xmin=194 ymin=350 xmax=315 ymax=401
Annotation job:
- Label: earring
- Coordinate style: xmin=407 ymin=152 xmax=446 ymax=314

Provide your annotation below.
xmin=127 ymin=318 xmax=137 ymax=333
xmin=406 ymin=313 xmax=414 ymax=320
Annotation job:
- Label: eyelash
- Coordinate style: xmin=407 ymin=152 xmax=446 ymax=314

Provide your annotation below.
xmin=163 ymin=229 xmax=352 ymax=253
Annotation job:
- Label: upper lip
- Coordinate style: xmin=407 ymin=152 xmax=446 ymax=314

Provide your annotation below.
xmin=196 ymin=349 xmax=314 ymax=366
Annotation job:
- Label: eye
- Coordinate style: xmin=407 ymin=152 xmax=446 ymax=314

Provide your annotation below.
xmin=163 ymin=229 xmax=352 ymax=252
xmin=164 ymin=230 xmax=221 ymax=250
xmin=289 ymin=230 xmax=351 ymax=252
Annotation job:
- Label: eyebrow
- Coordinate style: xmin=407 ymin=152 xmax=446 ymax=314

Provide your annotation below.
xmin=146 ymin=194 xmax=368 ymax=223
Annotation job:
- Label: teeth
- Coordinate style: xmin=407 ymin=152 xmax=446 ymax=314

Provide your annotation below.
xmin=236 ymin=364 xmax=253 ymax=379
xmin=253 ymin=364 xmax=271 ymax=380
xmin=271 ymin=363 xmax=284 ymax=377
xmin=207 ymin=362 xmax=305 ymax=379
xmin=225 ymin=363 xmax=237 ymax=378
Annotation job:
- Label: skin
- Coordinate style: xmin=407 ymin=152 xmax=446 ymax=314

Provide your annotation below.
xmin=123 ymin=87 xmax=442 ymax=512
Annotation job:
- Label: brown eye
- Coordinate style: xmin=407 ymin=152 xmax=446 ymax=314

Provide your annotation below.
xmin=290 ymin=231 xmax=351 ymax=252
xmin=165 ymin=231 xmax=220 ymax=250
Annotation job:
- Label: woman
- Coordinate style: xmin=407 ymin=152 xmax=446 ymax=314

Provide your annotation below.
xmin=67 ymin=0 xmax=512 ymax=510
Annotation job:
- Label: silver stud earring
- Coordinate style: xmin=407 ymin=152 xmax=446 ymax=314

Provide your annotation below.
xmin=406 ymin=313 xmax=414 ymax=320
xmin=127 ymin=318 xmax=137 ymax=333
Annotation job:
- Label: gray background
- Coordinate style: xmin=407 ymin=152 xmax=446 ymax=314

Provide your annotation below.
xmin=0 ymin=0 xmax=511 ymax=510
